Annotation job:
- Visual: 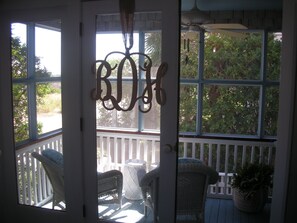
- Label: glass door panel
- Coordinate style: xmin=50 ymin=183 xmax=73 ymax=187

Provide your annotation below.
xmin=83 ymin=0 xmax=179 ymax=222
xmin=95 ymin=12 xmax=162 ymax=222
xmin=177 ymin=0 xmax=217 ymax=221
xmin=11 ymin=20 xmax=65 ymax=210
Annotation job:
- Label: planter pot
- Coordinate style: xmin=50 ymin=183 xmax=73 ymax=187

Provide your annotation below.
xmin=232 ymin=188 xmax=268 ymax=213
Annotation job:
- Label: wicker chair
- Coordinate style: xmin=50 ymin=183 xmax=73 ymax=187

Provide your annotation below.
xmin=139 ymin=158 xmax=219 ymax=223
xmin=31 ymin=149 xmax=123 ymax=209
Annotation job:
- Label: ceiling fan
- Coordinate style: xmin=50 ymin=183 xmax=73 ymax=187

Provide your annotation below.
xmin=181 ymin=0 xmax=248 ymax=38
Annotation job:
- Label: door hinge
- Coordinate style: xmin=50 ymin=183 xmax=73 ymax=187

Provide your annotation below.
xmin=80 ymin=117 xmax=83 ymax=131
xmin=79 ymin=22 xmax=83 ymax=36
xmin=83 ymin=204 xmax=86 ymax=217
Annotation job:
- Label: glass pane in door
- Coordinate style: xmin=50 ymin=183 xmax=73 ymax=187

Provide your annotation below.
xmin=178 ymin=1 xmax=219 ymax=221
xmin=11 ymin=21 xmax=65 ymax=210
xmin=95 ymin=12 xmax=162 ymax=222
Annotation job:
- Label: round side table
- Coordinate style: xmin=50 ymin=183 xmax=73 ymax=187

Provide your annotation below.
xmin=123 ymin=159 xmax=146 ymax=200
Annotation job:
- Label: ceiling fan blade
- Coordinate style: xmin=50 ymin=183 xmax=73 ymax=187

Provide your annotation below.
xmin=207 ymin=28 xmax=248 ymax=38
xmin=184 ymin=31 xmax=199 ymax=40
xmin=181 ymin=9 xmax=211 ymax=25
xmin=201 ymin=23 xmax=248 ymax=30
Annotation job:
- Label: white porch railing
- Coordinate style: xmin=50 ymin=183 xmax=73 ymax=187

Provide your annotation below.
xmin=15 ymin=134 xmax=63 ymax=206
xmin=96 ymin=132 xmax=276 ymax=198
xmin=15 ymin=131 xmax=276 ymax=206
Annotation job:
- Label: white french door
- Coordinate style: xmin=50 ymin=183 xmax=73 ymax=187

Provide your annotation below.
xmin=0 ymin=5 xmax=84 ymax=223
xmin=82 ymin=0 xmax=180 ymax=222
xmin=0 ymin=0 xmax=179 ymax=222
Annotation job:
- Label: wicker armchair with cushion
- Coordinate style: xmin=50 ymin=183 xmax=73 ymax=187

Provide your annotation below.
xmin=31 ymin=149 xmax=123 ymax=209
xmin=139 ymin=158 xmax=219 ymax=223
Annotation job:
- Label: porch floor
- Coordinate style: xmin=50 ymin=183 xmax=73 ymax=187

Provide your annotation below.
xmin=97 ymin=197 xmax=271 ymax=223
xmin=43 ymin=197 xmax=270 ymax=222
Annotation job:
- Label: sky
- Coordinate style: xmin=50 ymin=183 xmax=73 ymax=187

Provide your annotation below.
xmin=96 ymin=33 xmax=139 ymax=60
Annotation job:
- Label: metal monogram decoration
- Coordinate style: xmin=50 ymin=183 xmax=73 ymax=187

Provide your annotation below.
xmin=91 ymin=0 xmax=167 ymax=113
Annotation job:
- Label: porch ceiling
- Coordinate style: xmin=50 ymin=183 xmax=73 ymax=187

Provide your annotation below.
xmin=181 ymin=0 xmax=282 ymax=11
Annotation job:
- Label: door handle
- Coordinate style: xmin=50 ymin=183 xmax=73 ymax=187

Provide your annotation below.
xmin=163 ymin=144 xmax=176 ymax=153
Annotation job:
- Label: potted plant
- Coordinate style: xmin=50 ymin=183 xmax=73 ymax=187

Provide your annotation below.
xmin=231 ymin=162 xmax=273 ymax=213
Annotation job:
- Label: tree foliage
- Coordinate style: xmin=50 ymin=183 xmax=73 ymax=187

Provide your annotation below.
xmin=179 ymin=31 xmax=281 ymax=136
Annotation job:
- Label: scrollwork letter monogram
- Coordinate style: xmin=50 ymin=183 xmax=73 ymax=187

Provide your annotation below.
xmin=91 ymin=52 xmax=167 ymax=113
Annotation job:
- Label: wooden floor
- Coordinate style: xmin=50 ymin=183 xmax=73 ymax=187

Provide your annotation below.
xmin=97 ymin=197 xmax=271 ymax=223
xmin=204 ymin=198 xmax=270 ymax=223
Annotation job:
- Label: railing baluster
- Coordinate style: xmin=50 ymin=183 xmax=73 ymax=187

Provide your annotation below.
xmin=234 ymin=145 xmax=238 ymax=171
xmin=144 ymin=140 xmax=148 ymax=168
xmin=41 ymin=157 xmax=47 ymax=201
xmin=31 ymin=152 xmax=37 ymax=205
xmin=20 ymin=153 xmax=26 ymax=204
xmin=242 ymin=145 xmax=247 ymax=166
xmin=192 ymin=142 xmax=195 ymax=158
xmin=208 ymin=143 xmax=213 ymax=167
xmin=129 ymin=138 xmax=133 ymax=159
xmin=36 ymin=149 xmax=42 ymax=204
xmin=200 ymin=143 xmax=204 ymax=163
xmin=251 ymin=145 xmax=255 ymax=164
xmin=16 ymin=155 xmax=22 ymax=204
xmin=136 ymin=138 xmax=140 ymax=159
xmin=121 ymin=138 xmax=125 ymax=171
xmin=99 ymin=135 xmax=104 ymax=171
xmin=215 ymin=144 xmax=221 ymax=194
xmin=183 ymin=142 xmax=187 ymax=157
xmin=259 ymin=145 xmax=264 ymax=164
xmin=107 ymin=136 xmax=111 ymax=169
xmin=152 ymin=140 xmax=156 ymax=165
xmin=114 ymin=137 xmax=118 ymax=169
xmin=224 ymin=144 xmax=229 ymax=196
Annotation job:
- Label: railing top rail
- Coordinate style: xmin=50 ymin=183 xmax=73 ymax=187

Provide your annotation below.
xmin=15 ymin=134 xmax=62 ymax=155
xmin=179 ymin=137 xmax=276 ymax=147
xmin=97 ymin=130 xmax=276 ymax=147
xmin=97 ymin=131 xmax=160 ymax=141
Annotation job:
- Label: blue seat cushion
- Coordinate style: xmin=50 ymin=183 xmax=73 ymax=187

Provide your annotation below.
xmin=42 ymin=149 xmax=64 ymax=167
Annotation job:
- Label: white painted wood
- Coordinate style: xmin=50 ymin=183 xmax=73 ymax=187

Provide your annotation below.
xmin=271 ymin=0 xmax=297 ymax=222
